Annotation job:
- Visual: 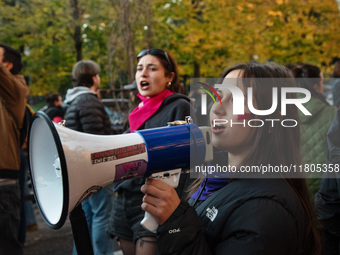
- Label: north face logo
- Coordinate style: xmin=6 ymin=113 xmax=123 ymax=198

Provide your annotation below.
xmin=206 ymin=206 xmax=218 ymax=222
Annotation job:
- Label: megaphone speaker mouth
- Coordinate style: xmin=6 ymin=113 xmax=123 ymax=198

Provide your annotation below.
xmin=28 ymin=111 xmax=69 ymax=229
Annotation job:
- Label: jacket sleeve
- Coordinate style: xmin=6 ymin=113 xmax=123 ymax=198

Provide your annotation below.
xmin=157 ymin=201 xmax=213 ymax=255
xmin=0 ymin=64 xmax=29 ymax=128
xmin=0 ymin=63 xmax=18 ymax=101
xmin=0 ymin=64 xmax=28 ymax=106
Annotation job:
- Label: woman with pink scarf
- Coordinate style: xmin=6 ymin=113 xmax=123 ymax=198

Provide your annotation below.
xmin=109 ymin=49 xmax=195 ymax=255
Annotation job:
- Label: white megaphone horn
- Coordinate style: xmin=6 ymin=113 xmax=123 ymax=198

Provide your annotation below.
xmin=28 ymin=111 xmax=212 ymax=230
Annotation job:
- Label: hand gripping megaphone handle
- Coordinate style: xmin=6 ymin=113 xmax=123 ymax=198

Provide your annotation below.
xmin=140 ymin=168 xmax=182 ymax=233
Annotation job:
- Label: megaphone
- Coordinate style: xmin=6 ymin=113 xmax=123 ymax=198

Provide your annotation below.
xmin=28 ymin=111 xmax=212 ymax=229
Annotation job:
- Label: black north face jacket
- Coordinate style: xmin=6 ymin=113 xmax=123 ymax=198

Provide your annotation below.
xmin=156 ymin=178 xmax=309 ymax=255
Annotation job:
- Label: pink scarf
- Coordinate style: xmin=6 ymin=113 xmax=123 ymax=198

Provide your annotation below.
xmin=129 ymin=89 xmax=174 ymax=132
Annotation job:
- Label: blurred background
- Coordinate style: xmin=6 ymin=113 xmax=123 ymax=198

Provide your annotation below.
xmin=1 ymin=0 xmax=340 ymax=113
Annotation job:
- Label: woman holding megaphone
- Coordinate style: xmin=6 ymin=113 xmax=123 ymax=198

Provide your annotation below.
xmin=140 ymin=62 xmax=322 ymax=255
xmin=109 ymin=49 xmax=195 ymax=255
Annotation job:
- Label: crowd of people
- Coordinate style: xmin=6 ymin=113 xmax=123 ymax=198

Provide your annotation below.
xmin=1 ymin=41 xmax=340 ymax=255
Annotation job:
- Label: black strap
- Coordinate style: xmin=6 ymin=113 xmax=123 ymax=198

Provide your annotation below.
xmin=69 ymin=205 xmax=94 ymax=255
xmin=19 ymin=106 xmax=32 ymax=146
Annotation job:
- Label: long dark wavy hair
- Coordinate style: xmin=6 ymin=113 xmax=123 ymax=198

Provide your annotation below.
xmin=189 ymin=61 xmax=322 ymax=255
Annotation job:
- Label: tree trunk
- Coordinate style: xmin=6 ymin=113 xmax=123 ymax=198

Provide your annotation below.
xmin=119 ymin=0 xmax=135 ymax=83
xmin=144 ymin=0 xmax=154 ymax=49
xmin=70 ymin=0 xmax=82 ymax=61
xmin=194 ymin=61 xmax=200 ymax=77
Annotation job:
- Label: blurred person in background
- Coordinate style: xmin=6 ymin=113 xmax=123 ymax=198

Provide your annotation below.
xmin=291 ymin=63 xmax=337 ymax=195
xmin=19 ymin=102 xmax=37 ymax=245
xmin=64 ymin=60 xmax=114 ymax=255
xmin=0 ymin=42 xmax=29 ymax=255
xmin=43 ymin=92 xmax=65 ymax=123
xmin=315 ymin=109 xmax=340 ymax=255
xmin=331 ymin=61 xmax=340 ymax=109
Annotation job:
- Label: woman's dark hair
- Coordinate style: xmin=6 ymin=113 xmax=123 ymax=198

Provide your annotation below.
xmin=72 ymin=60 xmax=100 ymax=88
xmin=190 ymin=61 xmax=322 ymax=255
xmin=291 ymin=63 xmax=328 ymax=105
xmin=46 ymin=93 xmax=61 ymax=107
xmin=137 ymin=49 xmax=184 ymax=94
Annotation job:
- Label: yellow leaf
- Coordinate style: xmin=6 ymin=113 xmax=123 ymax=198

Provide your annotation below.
xmin=306 ymin=33 xmax=313 ymax=41
xmin=266 ymin=20 xmax=274 ymax=27
xmin=268 ymin=10 xmax=277 ymax=16
xmin=247 ymin=14 xmax=256 ymax=21
xmin=268 ymin=10 xmax=283 ymax=17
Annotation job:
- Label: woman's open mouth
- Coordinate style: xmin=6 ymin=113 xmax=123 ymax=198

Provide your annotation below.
xmin=211 ymin=122 xmax=226 ymax=134
xmin=140 ymin=81 xmax=150 ymax=90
